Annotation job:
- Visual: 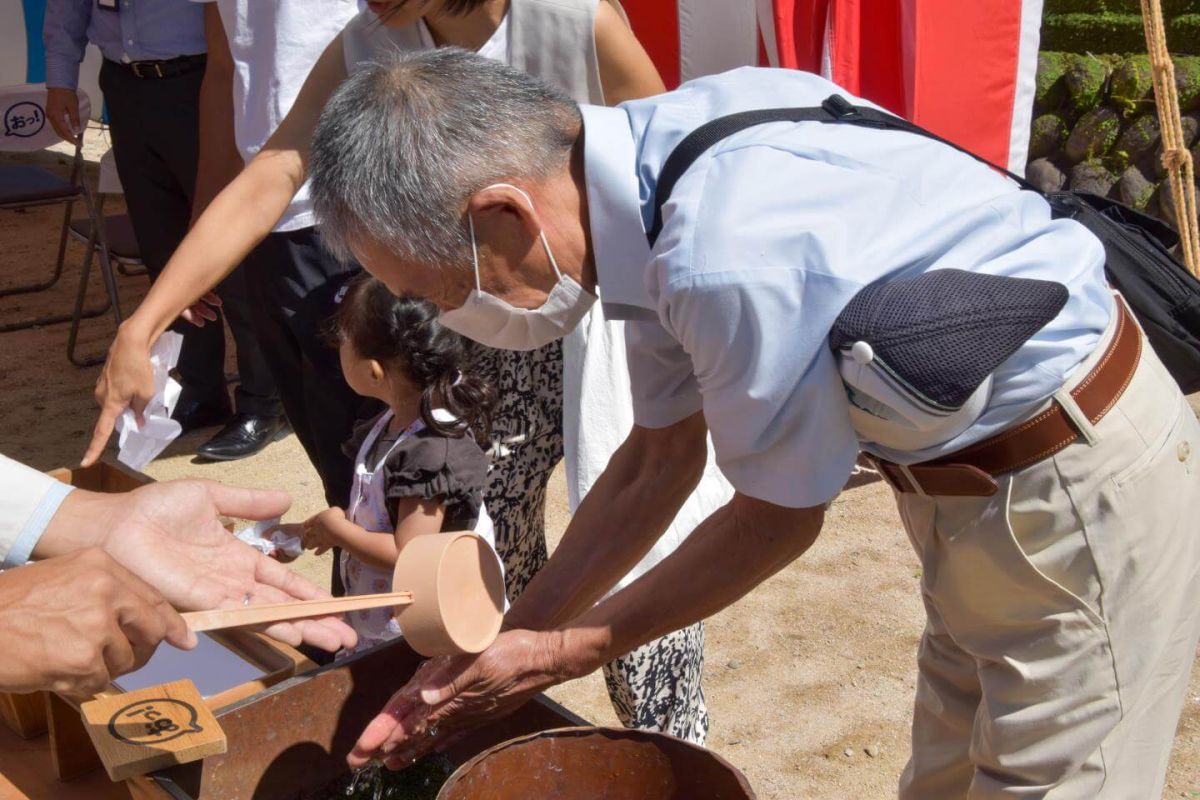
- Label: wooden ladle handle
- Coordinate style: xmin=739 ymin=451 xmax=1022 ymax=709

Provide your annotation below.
xmin=181 ymin=592 xmax=413 ymax=633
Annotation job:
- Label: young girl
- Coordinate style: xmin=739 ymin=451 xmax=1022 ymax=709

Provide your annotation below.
xmin=298 ymin=277 xmax=499 ymax=652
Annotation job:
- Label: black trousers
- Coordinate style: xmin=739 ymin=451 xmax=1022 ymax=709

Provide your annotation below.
xmin=99 ymin=59 xmax=280 ymax=417
xmin=241 ymin=228 xmax=380 ymax=597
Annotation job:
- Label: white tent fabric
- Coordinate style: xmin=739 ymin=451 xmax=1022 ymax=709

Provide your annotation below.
xmin=0 ymin=84 xmax=91 ymax=153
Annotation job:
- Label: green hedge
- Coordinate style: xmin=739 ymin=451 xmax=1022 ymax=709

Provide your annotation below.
xmin=1043 ymin=13 xmax=1141 ymax=54
xmin=1041 ymin=12 xmax=1200 ymax=54
xmin=1172 ymin=14 xmax=1200 ymax=45
xmin=1043 ymin=0 xmax=1200 ymax=14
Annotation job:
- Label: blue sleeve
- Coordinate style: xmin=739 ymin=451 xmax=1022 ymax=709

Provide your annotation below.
xmin=0 ymin=455 xmax=75 ymax=568
xmin=43 ymin=0 xmax=93 ymax=89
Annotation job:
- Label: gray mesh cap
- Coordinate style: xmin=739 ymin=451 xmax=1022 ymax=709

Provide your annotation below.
xmin=830 ymin=269 xmax=1069 ymax=412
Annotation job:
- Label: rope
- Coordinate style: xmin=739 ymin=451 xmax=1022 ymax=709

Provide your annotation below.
xmin=1141 ymin=0 xmax=1200 ymax=277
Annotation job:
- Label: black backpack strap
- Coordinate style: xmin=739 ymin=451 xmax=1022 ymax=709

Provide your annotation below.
xmin=646 ymin=94 xmax=1034 ymax=247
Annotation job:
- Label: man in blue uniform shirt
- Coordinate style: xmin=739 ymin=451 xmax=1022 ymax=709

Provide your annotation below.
xmin=308 ymin=50 xmax=1200 ymax=797
xmin=44 ymin=0 xmax=284 ymax=459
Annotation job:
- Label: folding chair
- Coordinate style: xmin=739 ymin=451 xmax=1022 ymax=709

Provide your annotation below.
xmin=0 ymin=84 xmax=122 ymax=365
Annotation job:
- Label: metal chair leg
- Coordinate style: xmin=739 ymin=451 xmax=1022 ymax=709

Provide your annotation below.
xmin=68 ymin=188 xmax=123 ymax=367
xmin=0 ymin=266 xmax=112 ymax=333
xmin=89 ymin=191 xmax=123 ymax=325
xmin=0 ymin=215 xmax=114 ymax=333
xmin=0 ymin=197 xmax=75 ymax=299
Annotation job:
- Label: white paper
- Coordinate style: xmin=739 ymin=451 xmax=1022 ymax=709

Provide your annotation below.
xmin=235 ymin=517 xmax=303 ymax=562
xmin=115 ymin=332 xmax=184 ymax=471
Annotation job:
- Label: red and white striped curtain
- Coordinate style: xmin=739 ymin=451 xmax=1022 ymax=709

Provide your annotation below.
xmin=625 ymin=0 xmax=1043 ymax=174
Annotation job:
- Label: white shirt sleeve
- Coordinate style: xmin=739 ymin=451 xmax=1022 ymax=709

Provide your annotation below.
xmin=660 ymin=270 xmax=860 ymax=509
xmin=0 ymin=454 xmax=74 ymax=568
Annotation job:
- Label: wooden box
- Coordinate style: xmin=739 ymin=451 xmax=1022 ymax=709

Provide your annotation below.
xmin=0 ymin=691 xmax=49 ymax=739
xmin=0 ymin=459 xmax=314 ymax=783
xmin=138 ymin=640 xmax=589 ymax=800
xmin=46 ymin=459 xmax=154 ymax=494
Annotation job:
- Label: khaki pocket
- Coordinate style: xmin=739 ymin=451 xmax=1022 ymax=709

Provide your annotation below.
xmin=1004 ymin=480 xmax=1106 ymax=627
xmin=1112 ymin=397 xmax=1187 ymax=490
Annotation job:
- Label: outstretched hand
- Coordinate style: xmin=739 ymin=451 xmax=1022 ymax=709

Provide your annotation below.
xmin=47 ymin=478 xmax=357 ymax=652
xmin=349 ymin=630 xmax=571 ymax=770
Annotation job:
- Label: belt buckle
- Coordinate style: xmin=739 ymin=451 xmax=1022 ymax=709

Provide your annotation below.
xmin=862 ymin=454 xmax=908 ymax=494
xmin=131 ymin=61 xmax=163 ymax=79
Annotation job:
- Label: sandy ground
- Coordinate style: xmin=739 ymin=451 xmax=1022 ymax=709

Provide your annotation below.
xmin=2 ymin=126 xmax=1198 ymax=798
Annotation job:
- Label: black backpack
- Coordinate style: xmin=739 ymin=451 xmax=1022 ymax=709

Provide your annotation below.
xmin=646 ymin=95 xmax=1200 ymax=394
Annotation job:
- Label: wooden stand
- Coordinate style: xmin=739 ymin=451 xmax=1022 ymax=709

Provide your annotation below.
xmin=45 ymin=630 xmax=310 ymax=782
xmin=47 ymin=692 xmax=105 ymax=781
xmin=81 ymin=680 xmax=226 ymax=782
xmin=0 ymin=719 xmax=134 ymax=800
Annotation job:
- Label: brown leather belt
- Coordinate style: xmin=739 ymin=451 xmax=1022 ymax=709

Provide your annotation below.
xmin=866 ymin=298 xmax=1142 ymax=497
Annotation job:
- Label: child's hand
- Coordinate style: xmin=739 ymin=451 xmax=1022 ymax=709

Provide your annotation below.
xmin=302 ymin=507 xmax=348 ymax=555
xmin=271 ymin=523 xmax=306 ymax=563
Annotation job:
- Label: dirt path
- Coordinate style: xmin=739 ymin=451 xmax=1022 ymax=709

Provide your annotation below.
xmin=2 ymin=128 xmax=1197 ymax=799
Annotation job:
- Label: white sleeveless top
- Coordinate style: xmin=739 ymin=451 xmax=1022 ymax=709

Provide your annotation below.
xmin=337 ymin=0 xmax=735 ymax=596
xmin=340 ymin=0 xmax=607 ymax=105
xmin=410 ymin=11 xmax=510 ymax=60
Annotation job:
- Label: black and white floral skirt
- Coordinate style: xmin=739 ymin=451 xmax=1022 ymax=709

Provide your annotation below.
xmin=475 ymin=341 xmax=709 ymax=745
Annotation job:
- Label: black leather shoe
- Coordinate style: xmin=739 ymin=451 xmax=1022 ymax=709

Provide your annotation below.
xmin=172 ymin=397 xmax=233 ymax=433
xmin=195 ymin=414 xmax=290 ymax=462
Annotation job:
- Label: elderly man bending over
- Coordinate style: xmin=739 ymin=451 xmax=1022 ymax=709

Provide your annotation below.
xmin=307 ymin=49 xmax=1200 ymax=798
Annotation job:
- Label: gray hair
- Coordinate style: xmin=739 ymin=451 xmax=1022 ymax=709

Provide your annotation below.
xmin=309 ymin=47 xmax=581 ymax=269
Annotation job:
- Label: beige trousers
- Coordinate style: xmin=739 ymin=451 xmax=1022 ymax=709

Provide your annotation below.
xmin=895 ymin=315 xmax=1200 ymax=799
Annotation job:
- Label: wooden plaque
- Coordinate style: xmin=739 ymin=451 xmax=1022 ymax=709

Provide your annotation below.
xmin=80 ymin=680 xmax=226 ymax=782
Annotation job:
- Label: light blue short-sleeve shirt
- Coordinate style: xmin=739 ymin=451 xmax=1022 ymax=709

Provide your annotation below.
xmin=581 ymin=67 xmax=1112 ymax=509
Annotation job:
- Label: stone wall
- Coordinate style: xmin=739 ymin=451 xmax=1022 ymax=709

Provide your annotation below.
xmin=1026 ymin=48 xmax=1200 ymax=232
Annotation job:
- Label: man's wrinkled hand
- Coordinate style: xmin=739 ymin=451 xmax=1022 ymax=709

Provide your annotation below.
xmin=0 ymin=548 xmax=194 ymax=696
xmin=349 ymin=630 xmax=569 ymax=770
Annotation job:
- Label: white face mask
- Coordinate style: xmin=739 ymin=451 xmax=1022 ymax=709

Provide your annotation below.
xmin=438 ymin=184 xmax=596 ymax=352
